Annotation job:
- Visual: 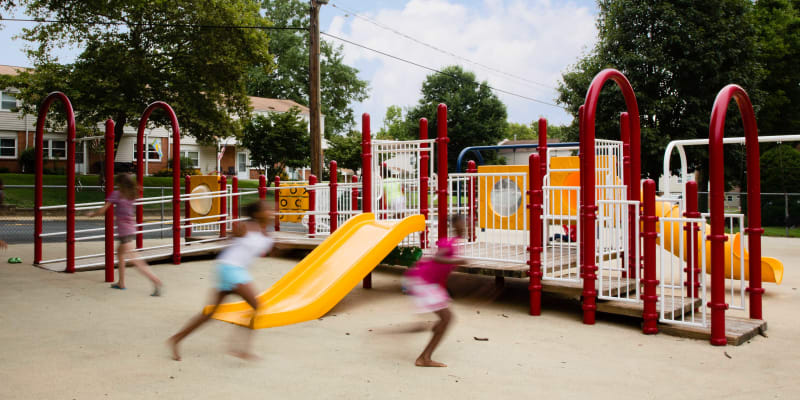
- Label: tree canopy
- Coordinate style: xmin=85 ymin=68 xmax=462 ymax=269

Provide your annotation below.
xmin=557 ymin=0 xmax=763 ymax=180
xmin=3 ymin=0 xmax=272 ymax=150
xmin=241 ymin=107 xmax=309 ymax=185
xmin=325 ymin=129 xmax=362 ymax=172
xmin=405 ymin=65 xmax=508 ymax=170
xmin=248 ymin=0 xmax=369 ymax=138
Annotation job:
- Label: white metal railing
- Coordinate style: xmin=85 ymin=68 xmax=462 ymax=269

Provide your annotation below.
xmin=702 ymin=212 xmax=747 ymax=311
xmin=657 ymin=203 xmax=709 ymax=327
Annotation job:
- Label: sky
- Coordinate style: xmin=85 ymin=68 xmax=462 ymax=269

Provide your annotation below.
xmin=0 ymin=0 xmax=600 ymax=131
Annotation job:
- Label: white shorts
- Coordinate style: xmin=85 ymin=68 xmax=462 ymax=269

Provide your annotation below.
xmin=404 ymin=276 xmax=450 ymax=313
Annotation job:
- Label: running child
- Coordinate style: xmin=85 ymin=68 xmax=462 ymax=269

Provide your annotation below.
xmin=87 ymin=173 xmax=162 ymax=295
xmin=403 ymin=214 xmax=468 ymax=367
xmin=168 ymin=200 xmax=273 ymax=361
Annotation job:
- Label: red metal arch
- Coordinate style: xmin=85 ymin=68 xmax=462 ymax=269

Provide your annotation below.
xmin=707 ymin=84 xmax=763 ymax=346
xmin=579 ymin=68 xmax=642 ymax=325
xmin=136 ymin=102 xmax=182 ymax=264
xmin=34 ymin=92 xmax=77 ymax=271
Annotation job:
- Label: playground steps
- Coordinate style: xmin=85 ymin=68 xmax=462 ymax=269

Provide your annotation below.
xmin=596 ymin=297 xmax=703 ymax=320
xmin=36 ymin=238 xmax=228 ymax=272
xmin=540 ymin=278 xmax=636 ymax=299
xmin=659 ymin=316 xmax=767 ymax=346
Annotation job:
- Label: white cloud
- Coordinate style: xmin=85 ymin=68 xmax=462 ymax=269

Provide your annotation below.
xmin=326 ymin=0 xmax=597 ymax=133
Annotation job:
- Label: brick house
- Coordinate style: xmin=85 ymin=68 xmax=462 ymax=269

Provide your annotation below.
xmin=0 ymin=64 xmax=324 ymax=181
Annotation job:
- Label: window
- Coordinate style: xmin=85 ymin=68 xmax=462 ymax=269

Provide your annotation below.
xmin=726 ymin=195 xmax=734 ymax=202
xmin=237 ymin=152 xmax=247 ymax=172
xmin=51 ymin=140 xmax=66 ymax=159
xmin=181 ymin=151 xmax=199 ymax=168
xmin=1 ymin=92 xmax=17 ymax=111
xmin=75 ymin=143 xmax=84 ymax=164
xmin=0 ymin=137 xmax=16 ymax=158
xmin=132 ymin=143 xmax=162 ymax=161
xmin=41 ymin=139 xmax=68 ymax=159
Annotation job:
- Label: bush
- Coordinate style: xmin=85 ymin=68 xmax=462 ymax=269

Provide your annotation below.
xmin=0 ymin=167 xmax=9 ymax=173
xmin=19 ymin=148 xmax=35 ymax=173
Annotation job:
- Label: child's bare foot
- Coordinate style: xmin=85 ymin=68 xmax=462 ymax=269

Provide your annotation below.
xmin=229 ymin=350 xmax=260 ymax=361
xmin=167 ymin=337 xmax=181 ymax=361
xmin=415 ymin=357 xmax=447 ymax=367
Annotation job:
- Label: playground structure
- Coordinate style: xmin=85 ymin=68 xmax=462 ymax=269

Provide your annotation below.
xmin=34 ymin=68 xmax=780 ymax=346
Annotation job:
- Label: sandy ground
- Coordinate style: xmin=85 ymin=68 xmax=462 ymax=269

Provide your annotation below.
xmin=1 ymin=237 xmax=798 ymax=400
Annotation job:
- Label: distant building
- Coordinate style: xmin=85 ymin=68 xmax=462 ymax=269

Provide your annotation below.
xmin=495 ymin=138 xmax=563 ymax=165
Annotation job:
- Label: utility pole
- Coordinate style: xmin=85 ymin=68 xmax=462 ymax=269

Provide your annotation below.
xmin=309 ymin=0 xmax=327 ymax=178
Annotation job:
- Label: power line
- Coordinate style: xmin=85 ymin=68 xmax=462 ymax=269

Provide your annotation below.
xmin=1 ymin=16 xmax=565 ymax=109
xmin=320 ymin=31 xmax=565 ymax=109
xmin=330 ymin=2 xmax=557 ymax=91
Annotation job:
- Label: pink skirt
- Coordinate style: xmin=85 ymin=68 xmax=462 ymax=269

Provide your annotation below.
xmin=404 ymin=276 xmax=450 ymax=313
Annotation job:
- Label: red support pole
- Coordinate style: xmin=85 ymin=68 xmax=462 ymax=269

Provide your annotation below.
xmin=33 ymin=92 xmax=75 ymax=269
xmin=259 ymin=175 xmax=267 ymax=200
xmin=437 ymin=104 xmax=449 ymax=241
xmin=308 ymin=174 xmax=317 ymax=238
xmin=184 ymin=175 xmax=192 ymax=239
xmin=641 ymin=179 xmax=659 ymax=334
xmin=620 ymin=112 xmax=636 ymax=279
xmin=351 ymin=175 xmax=359 ymax=215
xmin=232 ymin=177 xmax=239 ymax=232
xmin=528 ymin=153 xmax=544 ymax=315
xmin=538 ymin=118 xmax=548 ymax=178
xmin=104 ymin=119 xmax=115 ymax=282
xmin=135 ymin=123 xmax=145 ymax=250
xmin=329 ymin=161 xmax=338 ymax=233
xmin=137 ymin=102 xmax=182 ymax=265
xmin=684 ymin=181 xmax=701 ymax=298
xmin=362 ymin=113 xmax=373 ymax=289
xmin=274 ymin=176 xmax=281 ymax=231
xmin=467 ymin=160 xmax=477 ymax=241
xmin=419 ymin=118 xmax=429 ymax=248
xmin=219 ymin=175 xmax=227 ymax=238
xmin=707 ymin=84 xmax=763 ymax=343
xmin=579 ymin=69 xmax=642 ymax=325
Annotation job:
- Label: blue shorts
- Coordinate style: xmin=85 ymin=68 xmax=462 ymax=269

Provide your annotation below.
xmin=216 ymin=263 xmax=252 ymax=291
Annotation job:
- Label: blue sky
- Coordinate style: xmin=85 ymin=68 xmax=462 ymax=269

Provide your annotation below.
xmin=0 ymin=0 xmax=600 ymax=131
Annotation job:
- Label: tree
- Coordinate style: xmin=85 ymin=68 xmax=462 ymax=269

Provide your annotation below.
xmin=405 ymin=65 xmax=508 ymax=170
xmin=760 ymin=144 xmax=800 ymax=225
xmin=248 ymin=0 xmax=369 ymax=138
xmin=557 ymin=0 xmax=763 ymax=180
xmin=4 ymin=0 xmax=271 ymax=152
xmin=325 ymin=129 xmax=362 ymax=172
xmin=376 ymin=105 xmax=413 ymax=140
xmin=753 ymin=0 xmax=800 ymax=135
xmin=504 ymin=122 xmax=535 ymax=141
xmin=241 ymin=107 xmax=309 ymax=185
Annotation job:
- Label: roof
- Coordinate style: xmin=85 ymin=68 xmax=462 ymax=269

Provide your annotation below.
xmin=497 ymin=138 xmax=562 ymax=146
xmin=249 ymin=96 xmax=310 ymax=115
xmin=0 ymin=65 xmax=31 ymax=76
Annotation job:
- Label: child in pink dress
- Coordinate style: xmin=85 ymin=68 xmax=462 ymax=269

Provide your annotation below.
xmin=403 ymin=215 xmax=467 ymax=367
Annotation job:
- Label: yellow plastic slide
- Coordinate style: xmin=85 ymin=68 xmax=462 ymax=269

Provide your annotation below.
xmin=653 ymin=199 xmax=783 ymax=284
xmin=204 ymin=213 xmax=425 ymax=329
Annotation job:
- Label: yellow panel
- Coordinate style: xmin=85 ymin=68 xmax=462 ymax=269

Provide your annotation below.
xmin=278 ymin=183 xmax=309 ymax=223
xmin=477 ymin=165 xmax=528 ymax=230
xmin=189 ymin=175 xmax=220 ymax=224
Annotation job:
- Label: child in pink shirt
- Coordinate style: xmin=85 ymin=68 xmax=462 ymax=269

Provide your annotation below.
xmin=403 ymin=215 xmax=467 ymax=367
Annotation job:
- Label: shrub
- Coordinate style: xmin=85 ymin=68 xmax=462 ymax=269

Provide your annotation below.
xmin=19 ymin=148 xmax=35 ymax=173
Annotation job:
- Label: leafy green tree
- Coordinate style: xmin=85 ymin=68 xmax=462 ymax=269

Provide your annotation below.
xmin=4 ymin=0 xmax=271 ymax=151
xmin=557 ymin=0 xmax=763 ymax=180
xmin=760 ymin=144 xmax=800 ymax=225
xmin=248 ymin=0 xmax=369 ymax=138
xmin=325 ymin=129 xmax=362 ymax=172
xmin=406 ymin=65 xmax=508 ymax=170
xmin=754 ymin=0 xmax=800 ymax=134
xmin=242 ymin=107 xmax=309 ymax=185
xmin=504 ymin=122 xmax=535 ymax=141
xmin=376 ymin=105 xmax=413 ymax=140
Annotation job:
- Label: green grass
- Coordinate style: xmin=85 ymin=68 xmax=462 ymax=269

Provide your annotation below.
xmin=0 ymin=173 xmax=271 ymax=208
